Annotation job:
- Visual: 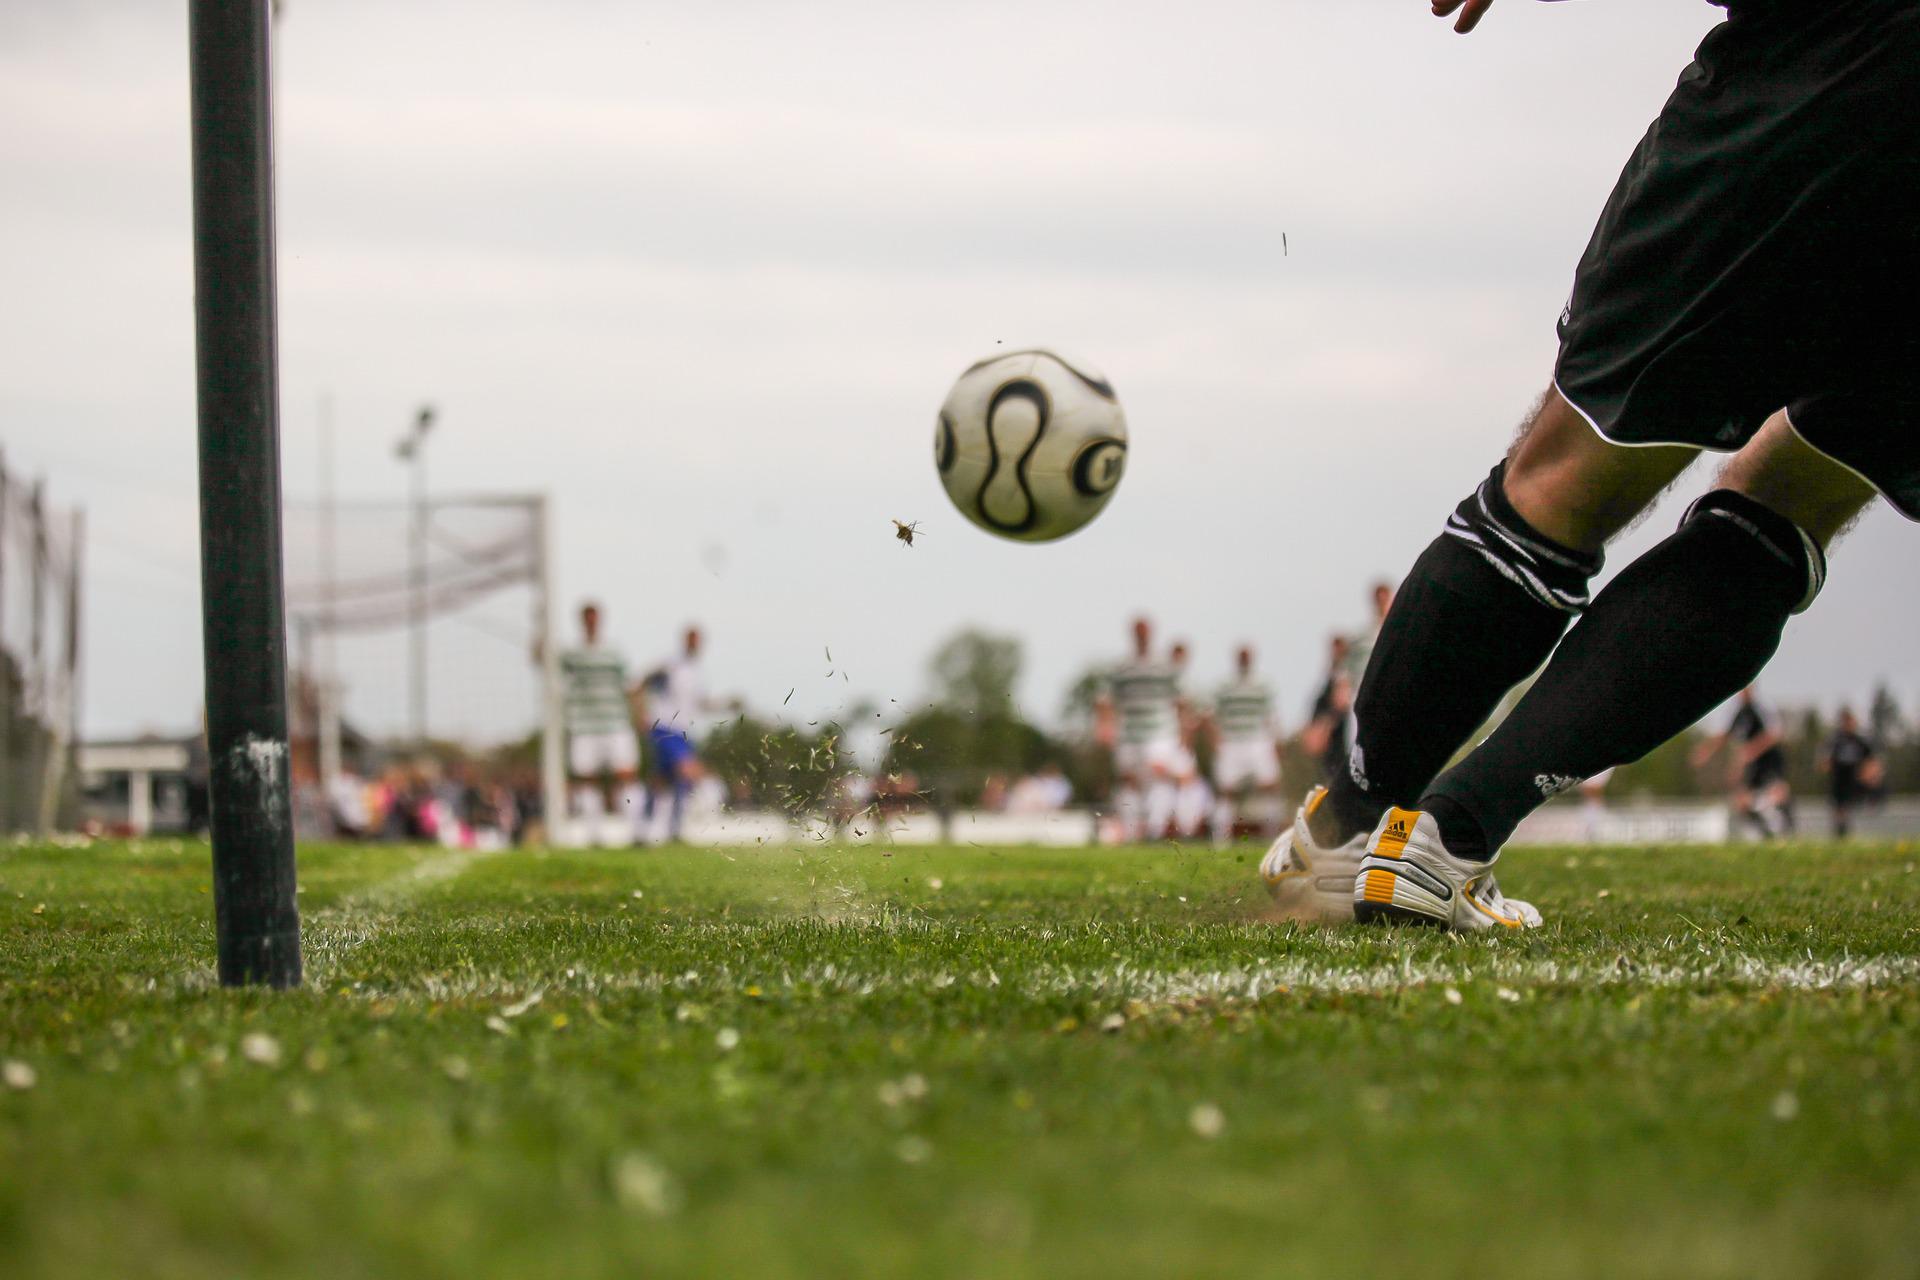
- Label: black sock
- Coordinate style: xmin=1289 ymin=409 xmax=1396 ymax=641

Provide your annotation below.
xmin=1327 ymin=461 xmax=1601 ymax=837
xmin=1422 ymin=490 xmax=1824 ymax=855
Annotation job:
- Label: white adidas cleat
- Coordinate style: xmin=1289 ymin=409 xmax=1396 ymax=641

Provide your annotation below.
xmin=1352 ymin=806 xmax=1542 ymax=931
xmin=1259 ymin=786 xmax=1369 ymax=923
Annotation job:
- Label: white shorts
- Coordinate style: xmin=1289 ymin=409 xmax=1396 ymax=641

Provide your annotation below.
xmin=1214 ymin=739 xmax=1281 ymax=791
xmin=1114 ymin=738 xmax=1182 ymax=781
xmin=568 ymin=729 xmax=640 ymax=778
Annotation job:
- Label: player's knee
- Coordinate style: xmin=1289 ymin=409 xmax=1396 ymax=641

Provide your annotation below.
xmin=1502 ymin=387 xmax=1692 ymax=550
xmin=1441 ymin=459 xmax=1605 ymax=614
xmin=1717 ymin=412 xmax=1878 ymax=547
xmin=1679 ymin=489 xmax=1826 ymax=614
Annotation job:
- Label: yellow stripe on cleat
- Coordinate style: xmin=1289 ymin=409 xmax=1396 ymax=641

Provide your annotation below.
xmin=1464 ymin=885 xmax=1524 ymax=928
xmin=1363 ymin=868 xmax=1398 ymax=903
xmin=1374 ymin=807 xmax=1418 ymax=860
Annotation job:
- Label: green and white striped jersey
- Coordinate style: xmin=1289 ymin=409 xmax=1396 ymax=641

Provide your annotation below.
xmin=559 ymin=645 xmax=631 ymax=734
xmin=1108 ymin=659 xmax=1181 ymax=745
xmin=1213 ymin=677 xmax=1276 ymax=743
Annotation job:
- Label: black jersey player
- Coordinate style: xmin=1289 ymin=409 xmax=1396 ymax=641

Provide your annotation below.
xmin=1692 ymin=686 xmax=1794 ymax=840
xmin=1818 ymin=707 xmax=1883 ymax=838
xmin=1264 ymin=0 xmax=1919 ymax=928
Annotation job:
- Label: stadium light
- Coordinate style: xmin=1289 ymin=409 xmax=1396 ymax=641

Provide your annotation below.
xmin=396 ymin=403 xmax=436 ymax=746
xmin=188 ymin=0 xmax=301 ymax=988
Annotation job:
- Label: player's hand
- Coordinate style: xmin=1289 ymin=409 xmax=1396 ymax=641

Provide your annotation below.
xmin=1431 ymin=0 xmax=1494 ymax=33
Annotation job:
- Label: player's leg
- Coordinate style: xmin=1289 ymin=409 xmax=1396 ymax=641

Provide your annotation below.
xmin=1412 ymin=413 xmax=1875 ymax=873
xmin=1728 ymin=783 xmax=1758 ymax=840
xmin=1208 ymin=750 xmax=1240 ymax=846
xmin=1314 ymin=387 xmax=1694 ymax=846
xmin=592 ymin=728 xmax=643 ymax=846
xmin=1248 ymin=745 xmax=1285 ymax=840
xmin=1832 ymin=788 xmax=1854 ymax=839
xmin=1772 ymin=778 xmax=1797 ymax=837
xmin=568 ymin=735 xmax=609 ymax=844
xmin=613 ymin=766 xmax=646 ymax=843
xmin=1112 ymin=744 xmax=1145 ymax=843
xmin=1143 ymin=744 xmax=1179 ymax=842
xmin=642 ymin=729 xmax=676 ymax=845
xmin=665 ymin=749 xmax=703 ymax=842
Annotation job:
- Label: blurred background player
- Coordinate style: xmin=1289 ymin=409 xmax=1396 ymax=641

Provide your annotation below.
xmin=1692 ymin=686 xmax=1794 ymax=840
xmin=637 ymin=624 xmax=726 ymax=844
xmin=1342 ymin=580 xmax=1395 ymax=691
xmin=1819 ymin=706 xmax=1882 ymax=838
xmin=1301 ymin=633 xmax=1355 ymax=788
xmin=1167 ymin=638 xmax=1212 ymax=839
xmin=1578 ymin=767 xmax=1615 ymax=844
xmin=559 ymin=602 xmax=645 ymax=846
xmin=1097 ymin=617 xmax=1182 ymax=842
xmin=1210 ymin=644 xmax=1283 ymax=843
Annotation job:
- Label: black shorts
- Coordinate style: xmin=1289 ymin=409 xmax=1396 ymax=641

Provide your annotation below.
xmin=1554 ymin=0 xmax=1920 ymax=518
xmin=1743 ymin=750 xmax=1789 ymax=792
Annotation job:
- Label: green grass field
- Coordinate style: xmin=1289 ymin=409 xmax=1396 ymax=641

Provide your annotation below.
xmin=3 ymin=836 xmax=1918 ymax=1279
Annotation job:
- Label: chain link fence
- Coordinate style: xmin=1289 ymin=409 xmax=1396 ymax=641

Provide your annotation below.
xmin=0 ymin=449 xmax=83 ymax=834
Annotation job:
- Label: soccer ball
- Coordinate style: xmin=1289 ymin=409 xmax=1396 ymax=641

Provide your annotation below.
xmin=934 ymin=349 xmax=1128 ymax=542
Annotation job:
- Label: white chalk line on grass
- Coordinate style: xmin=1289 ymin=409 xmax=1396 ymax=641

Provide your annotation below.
xmin=301 ymin=848 xmax=512 ymax=982
xmin=155 ymin=848 xmax=512 ymax=994
xmin=334 ymin=952 xmax=1920 ymax=1010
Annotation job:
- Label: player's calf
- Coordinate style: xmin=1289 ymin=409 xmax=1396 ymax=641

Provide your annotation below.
xmin=1319 ymin=455 xmax=1609 ymax=843
xmin=1418 ymin=486 xmax=1835 ymax=862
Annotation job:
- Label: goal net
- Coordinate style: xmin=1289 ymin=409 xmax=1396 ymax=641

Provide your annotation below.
xmin=280 ymin=493 xmax=561 ymax=836
xmin=0 ymin=455 xmax=83 ymax=835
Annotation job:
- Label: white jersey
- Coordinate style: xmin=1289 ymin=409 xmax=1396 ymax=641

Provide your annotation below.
xmin=1108 ymin=658 xmax=1181 ymax=746
xmin=648 ymin=655 xmax=704 ymax=733
xmin=1213 ymin=677 xmax=1277 ymax=744
xmin=559 ymin=644 xmax=630 ymax=734
xmin=1343 ymin=627 xmax=1379 ymax=687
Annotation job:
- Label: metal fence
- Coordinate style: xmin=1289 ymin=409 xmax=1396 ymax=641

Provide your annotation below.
xmin=0 ymin=449 xmax=83 ymax=834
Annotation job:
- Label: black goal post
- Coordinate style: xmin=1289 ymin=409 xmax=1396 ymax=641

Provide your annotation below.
xmin=189 ymin=0 xmax=302 ymax=987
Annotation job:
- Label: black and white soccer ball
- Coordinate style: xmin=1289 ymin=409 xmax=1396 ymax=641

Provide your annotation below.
xmin=934 ymin=349 xmax=1128 ymax=543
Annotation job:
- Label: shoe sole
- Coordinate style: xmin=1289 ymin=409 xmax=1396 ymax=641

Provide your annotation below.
xmin=1352 ymin=860 xmax=1451 ymax=927
xmin=1352 ymin=899 xmax=1445 ymax=927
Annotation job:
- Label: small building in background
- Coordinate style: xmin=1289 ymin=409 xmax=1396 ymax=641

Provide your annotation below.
xmin=78 ymin=734 xmax=206 ymax=837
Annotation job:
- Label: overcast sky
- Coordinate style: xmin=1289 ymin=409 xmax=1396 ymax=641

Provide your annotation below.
xmin=3 ymin=0 xmax=1915 ymax=746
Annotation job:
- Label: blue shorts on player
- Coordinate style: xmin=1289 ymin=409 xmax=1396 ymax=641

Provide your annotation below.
xmin=649 ymin=726 xmax=697 ymax=779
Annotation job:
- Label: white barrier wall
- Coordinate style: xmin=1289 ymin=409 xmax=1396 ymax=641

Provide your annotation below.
xmin=1510 ymin=804 xmax=1732 ymax=847
xmin=943 ymin=810 xmax=1098 ymax=848
xmin=556 ymin=799 xmax=1920 ymax=850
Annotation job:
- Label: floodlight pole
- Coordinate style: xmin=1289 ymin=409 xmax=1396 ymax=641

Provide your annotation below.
xmin=397 ymin=405 xmax=435 ymax=748
xmin=189 ymin=0 xmax=301 ymax=988
xmin=533 ymin=495 xmax=564 ymax=844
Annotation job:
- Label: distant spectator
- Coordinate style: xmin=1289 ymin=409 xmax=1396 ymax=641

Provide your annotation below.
xmin=327 ymin=768 xmax=372 ymax=838
xmin=1007 ymin=765 xmax=1073 ymax=814
xmin=1302 ymin=634 xmax=1355 ymax=786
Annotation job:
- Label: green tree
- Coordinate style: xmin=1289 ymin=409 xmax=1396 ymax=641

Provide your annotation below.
xmin=882 ymin=628 xmax=1071 ymax=806
xmin=930 ymin=630 xmax=1023 ymax=720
